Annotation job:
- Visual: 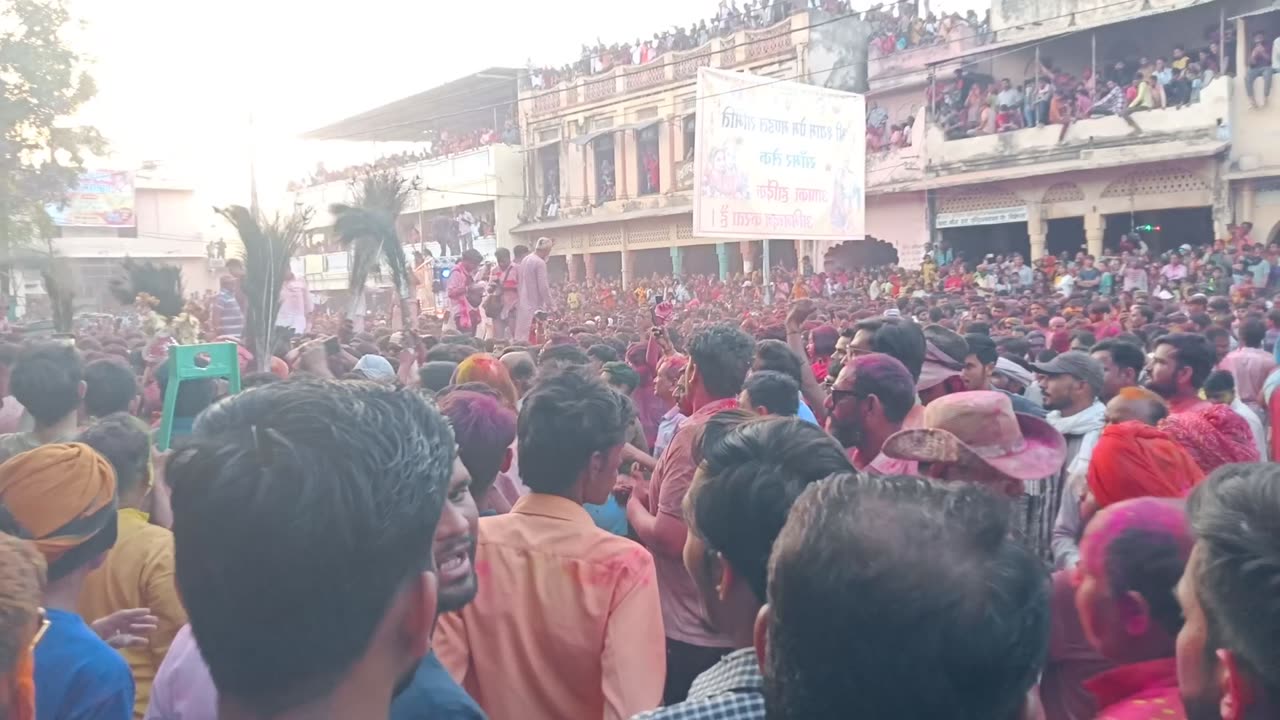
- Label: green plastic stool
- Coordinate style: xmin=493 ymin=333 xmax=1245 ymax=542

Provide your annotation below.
xmin=157 ymin=342 xmax=241 ymax=450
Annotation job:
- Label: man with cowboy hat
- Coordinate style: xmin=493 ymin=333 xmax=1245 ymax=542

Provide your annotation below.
xmin=881 ymin=390 xmax=1067 ymax=561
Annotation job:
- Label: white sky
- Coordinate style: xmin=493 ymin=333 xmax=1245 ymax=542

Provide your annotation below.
xmin=66 ymin=0 xmax=725 ymax=212
xmin=64 ymin=0 xmax=981 ymax=217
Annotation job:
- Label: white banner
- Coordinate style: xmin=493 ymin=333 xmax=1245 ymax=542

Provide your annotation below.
xmin=935 ymin=207 xmax=1029 ymax=229
xmin=693 ymin=67 xmax=865 ymax=241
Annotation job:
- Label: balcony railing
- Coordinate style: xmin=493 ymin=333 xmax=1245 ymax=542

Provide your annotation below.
xmin=523 ymin=13 xmax=805 ymax=115
xmin=926 ymin=77 xmax=1230 ymax=171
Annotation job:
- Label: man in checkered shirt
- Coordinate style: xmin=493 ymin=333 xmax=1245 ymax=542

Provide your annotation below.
xmin=631 ymin=417 xmax=853 ymax=720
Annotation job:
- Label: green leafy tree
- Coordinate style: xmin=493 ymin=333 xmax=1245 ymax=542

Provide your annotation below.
xmin=0 ymin=0 xmax=105 ymax=306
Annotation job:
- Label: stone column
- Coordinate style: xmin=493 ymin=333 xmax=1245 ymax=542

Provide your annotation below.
xmin=1084 ymin=213 xmax=1105 ymax=258
xmin=740 ymin=240 xmax=755 ymax=275
xmin=1240 ymin=180 xmax=1257 ymax=226
xmin=621 ymin=249 xmax=633 ymax=291
xmin=1027 ymin=204 xmax=1046 ymax=262
xmin=566 ymin=252 xmax=579 ymax=282
xmin=670 ymin=246 xmax=684 ymax=277
xmin=716 ymin=242 xmax=730 ymax=281
xmin=584 ymin=251 xmax=596 ymax=279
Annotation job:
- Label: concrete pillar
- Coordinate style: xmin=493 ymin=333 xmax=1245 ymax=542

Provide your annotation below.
xmin=1241 ymin=181 xmax=1257 ymax=225
xmin=670 ymin=245 xmax=684 ymax=277
xmin=716 ymin=242 xmax=730 ymax=281
xmin=1084 ymin=213 xmax=1105 ymax=258
xmin=740 ymin=240 xmax=754 ymax=275
xmin=621 ymin=249 xmax=633 ymax=291
xmin=584 ymin=252 xmax=596 ymax=279
xmin=1029 ymin=234 xmax=1047 ymax=262
xmin=1027 ymin=204 xmax=1046 ymax=262
xmin=567 ymin=252 xmax=579 ymax=282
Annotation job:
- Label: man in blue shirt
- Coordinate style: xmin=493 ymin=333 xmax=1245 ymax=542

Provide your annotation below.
xmin=391 ymin=454 xmax=487 ymax=719
xmin=0 ymin=443 xmax=134 ymax=720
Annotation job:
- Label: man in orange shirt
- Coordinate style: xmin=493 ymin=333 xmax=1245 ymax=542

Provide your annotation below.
xmin=436 ymin=370 xmax=665 ymax=720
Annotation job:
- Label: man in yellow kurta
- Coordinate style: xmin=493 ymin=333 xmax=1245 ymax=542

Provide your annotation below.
xmin=77 ymin=414 xmax=186 ymax=719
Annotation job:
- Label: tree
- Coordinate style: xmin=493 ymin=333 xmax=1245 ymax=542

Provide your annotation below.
xmin=215 ymin=204 xmax=313 ymax=372
xmin=0 ymin=0 xmax=105 ymax=307
xmin=330 ymin=169 xmax=417 ymax=331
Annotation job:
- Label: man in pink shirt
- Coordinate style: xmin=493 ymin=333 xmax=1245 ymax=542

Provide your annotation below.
xmin=627 ymin=324 xmax=754 ymax=703
xmin=826 ymin=353 xmax=921 ymax=476
xmin=514 ymin=237 xmax=553 ymax=342
xmin=436 ymin=370 xmax=665 ymax=720
xmin=1075 ymin=498 xmax=1192 ymax=719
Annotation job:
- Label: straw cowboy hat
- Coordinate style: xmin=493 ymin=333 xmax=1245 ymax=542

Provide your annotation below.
xmin=882 ymin=390 xmax=1066 ymax=482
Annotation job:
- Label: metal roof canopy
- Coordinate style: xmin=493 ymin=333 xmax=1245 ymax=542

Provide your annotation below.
xmin=302 ymin=67 xmax=522 ymax=143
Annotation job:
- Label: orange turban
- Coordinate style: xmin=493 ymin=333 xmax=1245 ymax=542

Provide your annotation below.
xmin=1087 ymin=421 xmax=1204 ymax=508
xmin=0 ymin=444 xmax=118 ymax=581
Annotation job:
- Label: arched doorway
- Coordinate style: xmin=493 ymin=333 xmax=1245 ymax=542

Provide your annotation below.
xmin=824 ymin=238 xmax=899 ymax=270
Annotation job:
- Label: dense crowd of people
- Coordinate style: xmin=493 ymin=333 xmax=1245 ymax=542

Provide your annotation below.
xmin=287 ymin=123 xmax=521 ymax=191
xmin=525 ymin=0 xmax=993 ymax=91
xmin=6 ymin=217 xmax=1280 ymax=720
xmin=865 ymin=4 xmax=989 ymax=58
xmin=933 ymin=26 xmax=1245 ymax=140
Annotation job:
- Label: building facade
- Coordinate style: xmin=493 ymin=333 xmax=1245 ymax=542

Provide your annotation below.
xmin=863 ymin=0 xmax=1279 ymax=268
xmin=513 ymin=13 xmax=817 ymax=286
xmin=14 ymin=169 xmax=216 ymax=317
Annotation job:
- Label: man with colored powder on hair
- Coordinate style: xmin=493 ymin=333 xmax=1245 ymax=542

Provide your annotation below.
xmin=1073 ymin=498 xmax=1193 ymax=719
xmin=0 ymin=443 xmax=135 ymax=720
xmin=825 ymin=353 xmax=920 ymax=476
xmin=437 ymin=391 xmax=520 ymax=516
xmin=628 ymin=330 xmax=673 ymax=451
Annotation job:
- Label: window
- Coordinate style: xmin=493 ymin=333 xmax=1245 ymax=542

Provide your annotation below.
xmin=683 ymin=115 xmax=696 ymax=161
xmin=539 ymin=144 xmax=561 ymax=219
xmin=594 ymin=134 xmax=616 ymax=204
xmin=637 ymin=124 xmax=660 ymax=196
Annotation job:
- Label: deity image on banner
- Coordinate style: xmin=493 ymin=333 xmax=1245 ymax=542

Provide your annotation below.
xmin=701 ymin=145 xmax=750 ymax=200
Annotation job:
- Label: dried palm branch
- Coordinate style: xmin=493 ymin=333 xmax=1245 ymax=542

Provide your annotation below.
xmin=330 ymin=168 xmax=419 ymax=328
xmin=215 ymin=204 xmax=313 ymax=371
xmin=108 ymin=258 xmax=185 ymax=318
xmin=41 ymin=258 xmax=75 ymax=334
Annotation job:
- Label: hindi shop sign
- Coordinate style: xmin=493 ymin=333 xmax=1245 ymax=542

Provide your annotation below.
xmin=934 ymin=206 xmax=1029 ymax=229
xmin=693 ymin=67 xmax=865 ymax=242
xmin=46 ymin=171 xmax=136 ymax=228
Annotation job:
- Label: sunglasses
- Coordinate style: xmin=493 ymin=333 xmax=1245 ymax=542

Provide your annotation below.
xmin=30 ymin=608 xmax=49 ymax=650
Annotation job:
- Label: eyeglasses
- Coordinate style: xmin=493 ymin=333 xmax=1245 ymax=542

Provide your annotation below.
xmin=828 ymin=388 xmax=862 ymax=405
xmin=30 ymin=608 xmax=49 ymax=650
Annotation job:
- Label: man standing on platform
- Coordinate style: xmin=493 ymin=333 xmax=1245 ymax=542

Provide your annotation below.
xmin=515 ymin=237 xmax=553 ymax=342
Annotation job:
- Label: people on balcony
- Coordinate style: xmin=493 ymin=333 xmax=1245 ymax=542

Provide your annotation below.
xmin=526 ymin=0 xmax=795 ymax=91
xmin=933 ymin=36 xmax=1222 ymax=142
xmin=287 ymin=123 xmax=520 ymax=191
xmin=1244 ymin=31 xmax=1278 ymax=109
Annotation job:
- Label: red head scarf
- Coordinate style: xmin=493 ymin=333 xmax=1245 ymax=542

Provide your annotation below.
xmin=1087 ymin=421 xmax=1204 ymax=508
xmin=1158 ymin=404 xmax=1260 ymax=474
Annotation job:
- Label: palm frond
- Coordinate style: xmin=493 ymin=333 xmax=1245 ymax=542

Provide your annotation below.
xmin=109 ymin=258 xmax=185 ymax=317
xmin=331 ymin=168 xmax=418 ymax=297
xmin=215 ymin=204 xmax=313 ymax=371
